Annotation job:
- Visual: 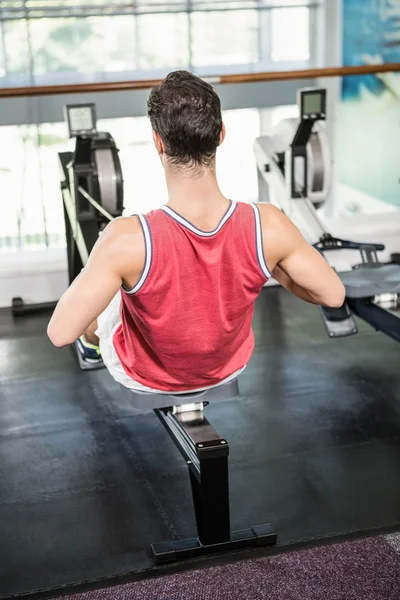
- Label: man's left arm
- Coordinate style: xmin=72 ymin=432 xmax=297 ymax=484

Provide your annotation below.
xmin=47 ymin=224 xmax=123 ymax=347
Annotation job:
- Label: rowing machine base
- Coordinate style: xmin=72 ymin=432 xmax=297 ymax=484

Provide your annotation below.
xmin=152 ymin=524 xmax=277 ymax=565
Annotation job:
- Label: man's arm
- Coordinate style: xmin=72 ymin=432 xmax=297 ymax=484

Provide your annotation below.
xmin=47 ymin=217 xmax=144 ymax=347
xmin=271 ymin=265 xmax=322 ymax=305
xmin=259 ymin=204 xmax=345 ymax=308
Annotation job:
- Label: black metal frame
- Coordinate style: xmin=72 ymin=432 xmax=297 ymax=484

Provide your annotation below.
xmin=152 ymin=405 xmax=277 ymax=565
xmin=314 ymin=236 xmax=400 ymax=342
xmin=59 ymin=150 xmax=100 ymax=281
xmin=11 ymin=298 xmax=58 ymax=318
xmin=348 ymin=298 xmax=400 ymax=344
xmin=290 ymin=89 xmax=326 ymax=199
xmin=290 ymin=120 xmax=313 ymax=199
xmin=59 ymin=149 xmax=106 ymax=371
xmin=90 ymin=134 xmax=124 ymax=217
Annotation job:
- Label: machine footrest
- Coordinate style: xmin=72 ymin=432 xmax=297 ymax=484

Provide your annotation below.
xmin=74 ymin=341 xmax=105 ymax=371
xmin=151 ymin=524 xmax=277 ymax=565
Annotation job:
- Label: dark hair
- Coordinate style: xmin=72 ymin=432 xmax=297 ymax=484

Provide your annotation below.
xmin=147 ymin=70 xmax=223 ymax=169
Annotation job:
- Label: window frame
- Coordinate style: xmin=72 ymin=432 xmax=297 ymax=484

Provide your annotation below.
xmin=0 ymin=2 xmax=321 ymax=88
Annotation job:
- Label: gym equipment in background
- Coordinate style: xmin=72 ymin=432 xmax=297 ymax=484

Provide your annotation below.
xmin=10 ymin=104 xmax=124 ymax=327
xmin=58 ymin=103 xmax=124 ymax=370
xmin=254 ymin=88 xmax=400 ymax=342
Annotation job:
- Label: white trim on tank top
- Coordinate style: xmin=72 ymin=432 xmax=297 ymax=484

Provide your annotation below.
xmin=159 ymin=201 xmax=237 ymax=237
xmin=250 ymin=202 xmax=272 ymax=279
xmin=123 ymin=214 xmax=152 ymax=295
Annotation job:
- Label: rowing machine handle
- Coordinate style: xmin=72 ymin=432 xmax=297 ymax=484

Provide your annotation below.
xmin=313 ymin=235 xmax=385 ymax=252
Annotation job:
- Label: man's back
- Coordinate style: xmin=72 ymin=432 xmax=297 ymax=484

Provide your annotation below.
xmin=113 ymin=201 xmax=269 ymax=392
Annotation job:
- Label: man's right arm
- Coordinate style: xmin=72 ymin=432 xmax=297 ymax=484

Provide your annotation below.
xmin=258 ymin=204 xmax=345 ymax=308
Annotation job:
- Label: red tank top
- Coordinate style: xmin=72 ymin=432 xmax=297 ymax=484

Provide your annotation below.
xmin=113 ymin=201 xmax=271 ymax=392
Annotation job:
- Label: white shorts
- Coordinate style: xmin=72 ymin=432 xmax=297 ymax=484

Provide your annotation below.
xmin=96 ymin=292 xmax=245 ymax=395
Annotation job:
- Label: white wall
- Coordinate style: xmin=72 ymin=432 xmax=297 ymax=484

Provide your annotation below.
xmin=316 ymin=0 xmax=343 ymax=218
xmin=0 ymin=249 xmax=68 ymax=308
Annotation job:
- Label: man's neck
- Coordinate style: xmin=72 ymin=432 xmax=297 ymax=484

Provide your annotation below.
xmin=164 ymin=163 xmax=228 ymax=217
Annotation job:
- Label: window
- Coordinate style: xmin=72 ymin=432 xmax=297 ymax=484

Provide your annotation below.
xmin=217 ymin=109 xmax=260 ymax=202
xmin=271 ymin=7 xmax=310 ymax=62
xmin=2 ymin=19 xmax=30 ymax=83
xmin=0 ymin=109 xmax=260 ymax=252
xmin=30 ymin=17 xmax=137 ymax=79
xmin=0 ymin=124 xmax=69 ymax=252
xmin=191 ymin=10 xmax=259 ymax=67
xmin=0 ymin=25 xmax=5 ymax=77
xmin=137 ymin=13 xmax=189 ymax=70
xmin=0 ymin=0 xmax=317 ymax=253
xmin=0 ymin=1 xmax=318 ymax=87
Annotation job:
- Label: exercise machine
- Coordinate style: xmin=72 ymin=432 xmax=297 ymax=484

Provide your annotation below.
xmin=127 ymin=384 xmax=276 ymax=564
xmin=58 ymin=103 xmax=277 ymax=564
xmin=58 ymin=103 xmax=124 ymax=370
xmin=254 ymin=88 xmax=400 ymax=342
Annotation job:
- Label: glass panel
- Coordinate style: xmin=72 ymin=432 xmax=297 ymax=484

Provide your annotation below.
xmin=0 ymin=126 xmax=23 ymax=251
xmin=0 ymin=26 xmax=5 ymax=77
xmin=97 ymin=116 xmax=166 ymax=215
xmin=137 ymin=13 xmax=189 ymax=69
xmin=218 ymin=108 xmax=260 ymax=202
xmin=38 ymin=122 xmax=70 ymax=248
xmin=0 ymin=0 xmax=25 ymax=20
xmin=30 ymin=16 xmax=136 ymax=78
xmin=0 ymin=122 xmax=72 ymax=252
xmin=0 ymin=0 xmax=316 ymax=84
xmin=0 ymin=125 xmax=46 ymax=251
xmin=270 ymin=7 xmax=310 ymax=62
xmin=2 ymin=19 xmax=30 ymax=80
xmin=191 ymin=10 xmax=258 ymax=67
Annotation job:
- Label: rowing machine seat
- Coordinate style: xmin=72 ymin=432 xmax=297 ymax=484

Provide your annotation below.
xmin=125 ymin=378 xmax=240 ymax=411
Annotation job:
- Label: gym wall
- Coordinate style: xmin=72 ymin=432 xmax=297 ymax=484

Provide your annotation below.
xmin=338 ymin=0 xmax=400 ymax=212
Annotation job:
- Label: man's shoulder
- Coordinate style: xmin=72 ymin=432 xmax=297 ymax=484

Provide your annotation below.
xmin=255 ymin=202 xmax=282 ymax=218
xmin=98 ymin=216 xmax=146 ymax=262
xmin=254 ymin=203 xmax=300 ymax=268
xmin=107 ymin=215 xmax=144 ymax=236
xmin=255 ymin=203 xmax=286 ymax=233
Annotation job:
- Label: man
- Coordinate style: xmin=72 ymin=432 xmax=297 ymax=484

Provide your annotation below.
xmin=48 ymin=71 xmax=345 ymax=394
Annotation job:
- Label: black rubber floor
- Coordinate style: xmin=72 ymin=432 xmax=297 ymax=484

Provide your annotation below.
xmin=1 ymin=288 xmax=400 ymax=599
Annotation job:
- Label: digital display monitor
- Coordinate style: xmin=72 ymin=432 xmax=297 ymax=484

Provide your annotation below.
xmin=299 ymin=88 xmax=326 ymax=120
xmin=303 ymin=92 xmax=322 ymax=115
xmin=65 ymin=104 xmax=97 ymax=137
